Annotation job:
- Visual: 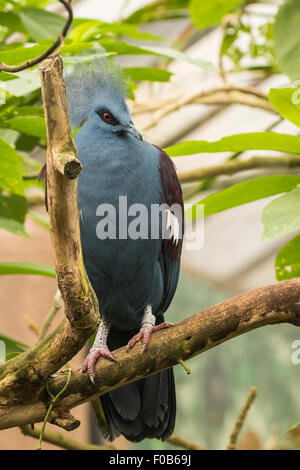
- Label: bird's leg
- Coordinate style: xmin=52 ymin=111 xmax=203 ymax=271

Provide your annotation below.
xmin=81 ymin=317 xmax=116 ymax=384
xmin=126 ymin=304 xmax=173 ymax=353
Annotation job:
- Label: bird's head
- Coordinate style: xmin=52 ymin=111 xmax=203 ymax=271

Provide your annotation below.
xmin=65 ymin=57 xmax=142 ymax=142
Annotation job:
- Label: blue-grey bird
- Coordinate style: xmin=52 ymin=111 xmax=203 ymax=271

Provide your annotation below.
xmin=64 ymin=59 xmax=184 ymax=442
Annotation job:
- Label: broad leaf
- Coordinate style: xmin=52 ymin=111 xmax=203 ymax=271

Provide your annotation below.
xmin=18 ymin=7 xmax=65 ymax=42
xmin=100 ymin=39 xmax=212 ymax=68
xmin=70 ymin=20 xmax=163 ymax=42
xmin=262 ymin=187 xmax=300 ymax=240
xmin=268 ymin=88 xmax=300 ymax=128
xmin=0 ymin=262 xmax=56 ymax=277
xmin=0 ymin=217 xmax=27 ymax=236
xmin=275 ymin=234 xmax=300 ymax=281
xmin=190 ymin=0 xmax=242 ymax=29
xmin=0 ymin=69 xmax=41 ymax=97
xmin=123 ymin=66 xmax=172 ymax=82
xmin=274 ymin=0 xmax=300 ymax=81
xmin=7 ymin=116 xmax=46 ymax=139
xmin=166 ymin=132 xmax=300 ymax=156
xmin=0 ymin=333 xmax=29 ymax=357
xmin=185 ymin=175 xmax=300 ymax=220
xmin=0 ymin=45 xmax=45 ymax=66
xmin=0 ymin=11 xmax=26 ymax=34
xmin=126 ymin=0 xmax=189 ymax=24
xmin=0 ymin=138 xmax=24 ymax=196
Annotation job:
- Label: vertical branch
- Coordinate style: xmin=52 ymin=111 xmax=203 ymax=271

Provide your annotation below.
xmin=39 ymin=53 xmax=98 ymax=328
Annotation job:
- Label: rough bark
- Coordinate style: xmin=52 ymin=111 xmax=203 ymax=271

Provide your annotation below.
xmin=0 ymin=278 xmax=299 ymax=430
xmin=0 ymin=54 xmax=99 ymax=411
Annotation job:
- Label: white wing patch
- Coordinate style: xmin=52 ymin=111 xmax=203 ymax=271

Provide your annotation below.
xmin=166 ymin=209 xmax=180 ymax=245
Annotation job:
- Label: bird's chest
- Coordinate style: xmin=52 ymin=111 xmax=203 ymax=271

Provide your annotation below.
xmin=78 ymin=146 xmax=162 ymax=277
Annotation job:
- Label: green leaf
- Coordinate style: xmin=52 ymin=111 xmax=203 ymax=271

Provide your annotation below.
xmin=0 ymin=70 xmax=41 ymax=97
xmin=5 ymin=352 xmax=22 ymax=361
xmin=0 ymin=216 xmax=27 ymax=236
xmin=123 ymin=66 xmax=172 ymax=82
xmin=165 ymin=132 xmax=300 ymax=156
xmin=268 ymin=88 xmax=300 ymax=128
xmin=190 ymin=0 xmax=242 ymax=29
xmin=0 ymin=11 xmax=26 ymax=34
xmin=274 ymin=0 xmax=300 ymax=81
xmin=18 ymin=7 xmax=65 ymax=41
xmin=100 ymin=39 xmax=212 ymax=68
xmin=70 ymin=20 xmax=164 ymax=42
xmin=275 ymin=234 xmax=300 ymax=281
xmin=126 ymin=0 xmax=189 ymax=24
xmin=0 ymin=72 xmax=18 ymax=82
xmin=97 ymin=22 xmax=164 ymax=40
xmin=15 ymin=133 xmax=40 ymax=152
xmin=0 ymin=45 xmax=45 ymax=66
xmin=0 ymin=333 xmax=29 ymax=357
xmin=16 ymin=106 xmax=44 ymax=117
xmin=262 ymin=187 xmax=300 ymax=240
xmin=185 ymin=175 xmax=300 ymax=220
xmin=0 ymin=262 xmax=56 ymax=277
xmin=7 ymin=116 xmax=46 ymax=139
xmin=0 ymin=136 xmax=28 ymax=235
xmin=0 ymin=138 xmax=24 ymax=196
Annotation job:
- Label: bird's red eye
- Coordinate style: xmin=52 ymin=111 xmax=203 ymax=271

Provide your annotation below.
xmin=103 ymin=112 xmax=112 ymax=122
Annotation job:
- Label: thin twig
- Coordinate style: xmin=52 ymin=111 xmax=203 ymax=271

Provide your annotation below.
xmin=0 ymin=0 xmax=73 ymax=73
xmin=227 ymin=386 xmax=257 ymax=450
xmin=38 ymin=368 xmax=72 ymax=450
xmin=130 ymin=86 xmax=275 ymax=126
xmin=178 ymin=155 xmax=300 ymax=184
xmin=24 ymin=315 xmax=40 ymax=336
xmin=21 ymin=424 xmax=117 ymax=450
xmin=177 ymin=359 xmax=191 ymax=375
xmin=167 ymin=434 xmax=207 ymax=450
xmin=37 ymin=290 xmax=62 ymax=343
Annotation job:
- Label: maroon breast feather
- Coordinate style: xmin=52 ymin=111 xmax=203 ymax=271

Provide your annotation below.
xmin=157 ymin=146 xmax=184 ymax=261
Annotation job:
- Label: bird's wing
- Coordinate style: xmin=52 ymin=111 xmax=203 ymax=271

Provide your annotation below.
xmin=157 ymin=147 xmax=184 ymax=313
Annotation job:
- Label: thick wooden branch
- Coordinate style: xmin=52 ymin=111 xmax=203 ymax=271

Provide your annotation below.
xmin=0 ymin=279 xmax=299 ymax=430
xmin=0 ymin=54 xmax=99 ymax=407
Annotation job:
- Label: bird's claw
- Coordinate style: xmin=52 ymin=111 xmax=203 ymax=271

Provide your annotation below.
xmin=126 ymin=321 xmax=174 ymax=353
xmin=81 ymin=346 xmax=117 ymax=384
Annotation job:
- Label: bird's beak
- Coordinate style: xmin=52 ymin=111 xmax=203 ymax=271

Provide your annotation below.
xmin=125 ymin=123 xmax=143 ymax=141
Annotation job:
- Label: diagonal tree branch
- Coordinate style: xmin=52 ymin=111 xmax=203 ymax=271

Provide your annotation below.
xmin=0 ymin=278 xmax=299 ymax=430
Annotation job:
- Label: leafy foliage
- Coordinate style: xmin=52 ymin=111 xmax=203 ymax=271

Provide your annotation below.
xmin=274 ymin=0 xmax=300 ymax=81
xmin=190 ymin=0 xmax=242 ymax=29
xmin=185 ymin=175 xmax=300 ymax=220
xmin=275 ymin=234 xmax=300 ymax=281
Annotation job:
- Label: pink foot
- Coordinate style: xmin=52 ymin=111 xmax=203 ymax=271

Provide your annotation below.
xmin=81 ymin=346 xmax=117 ymax=384
xmin=126 ymin=322 xmax=174 ymax=353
